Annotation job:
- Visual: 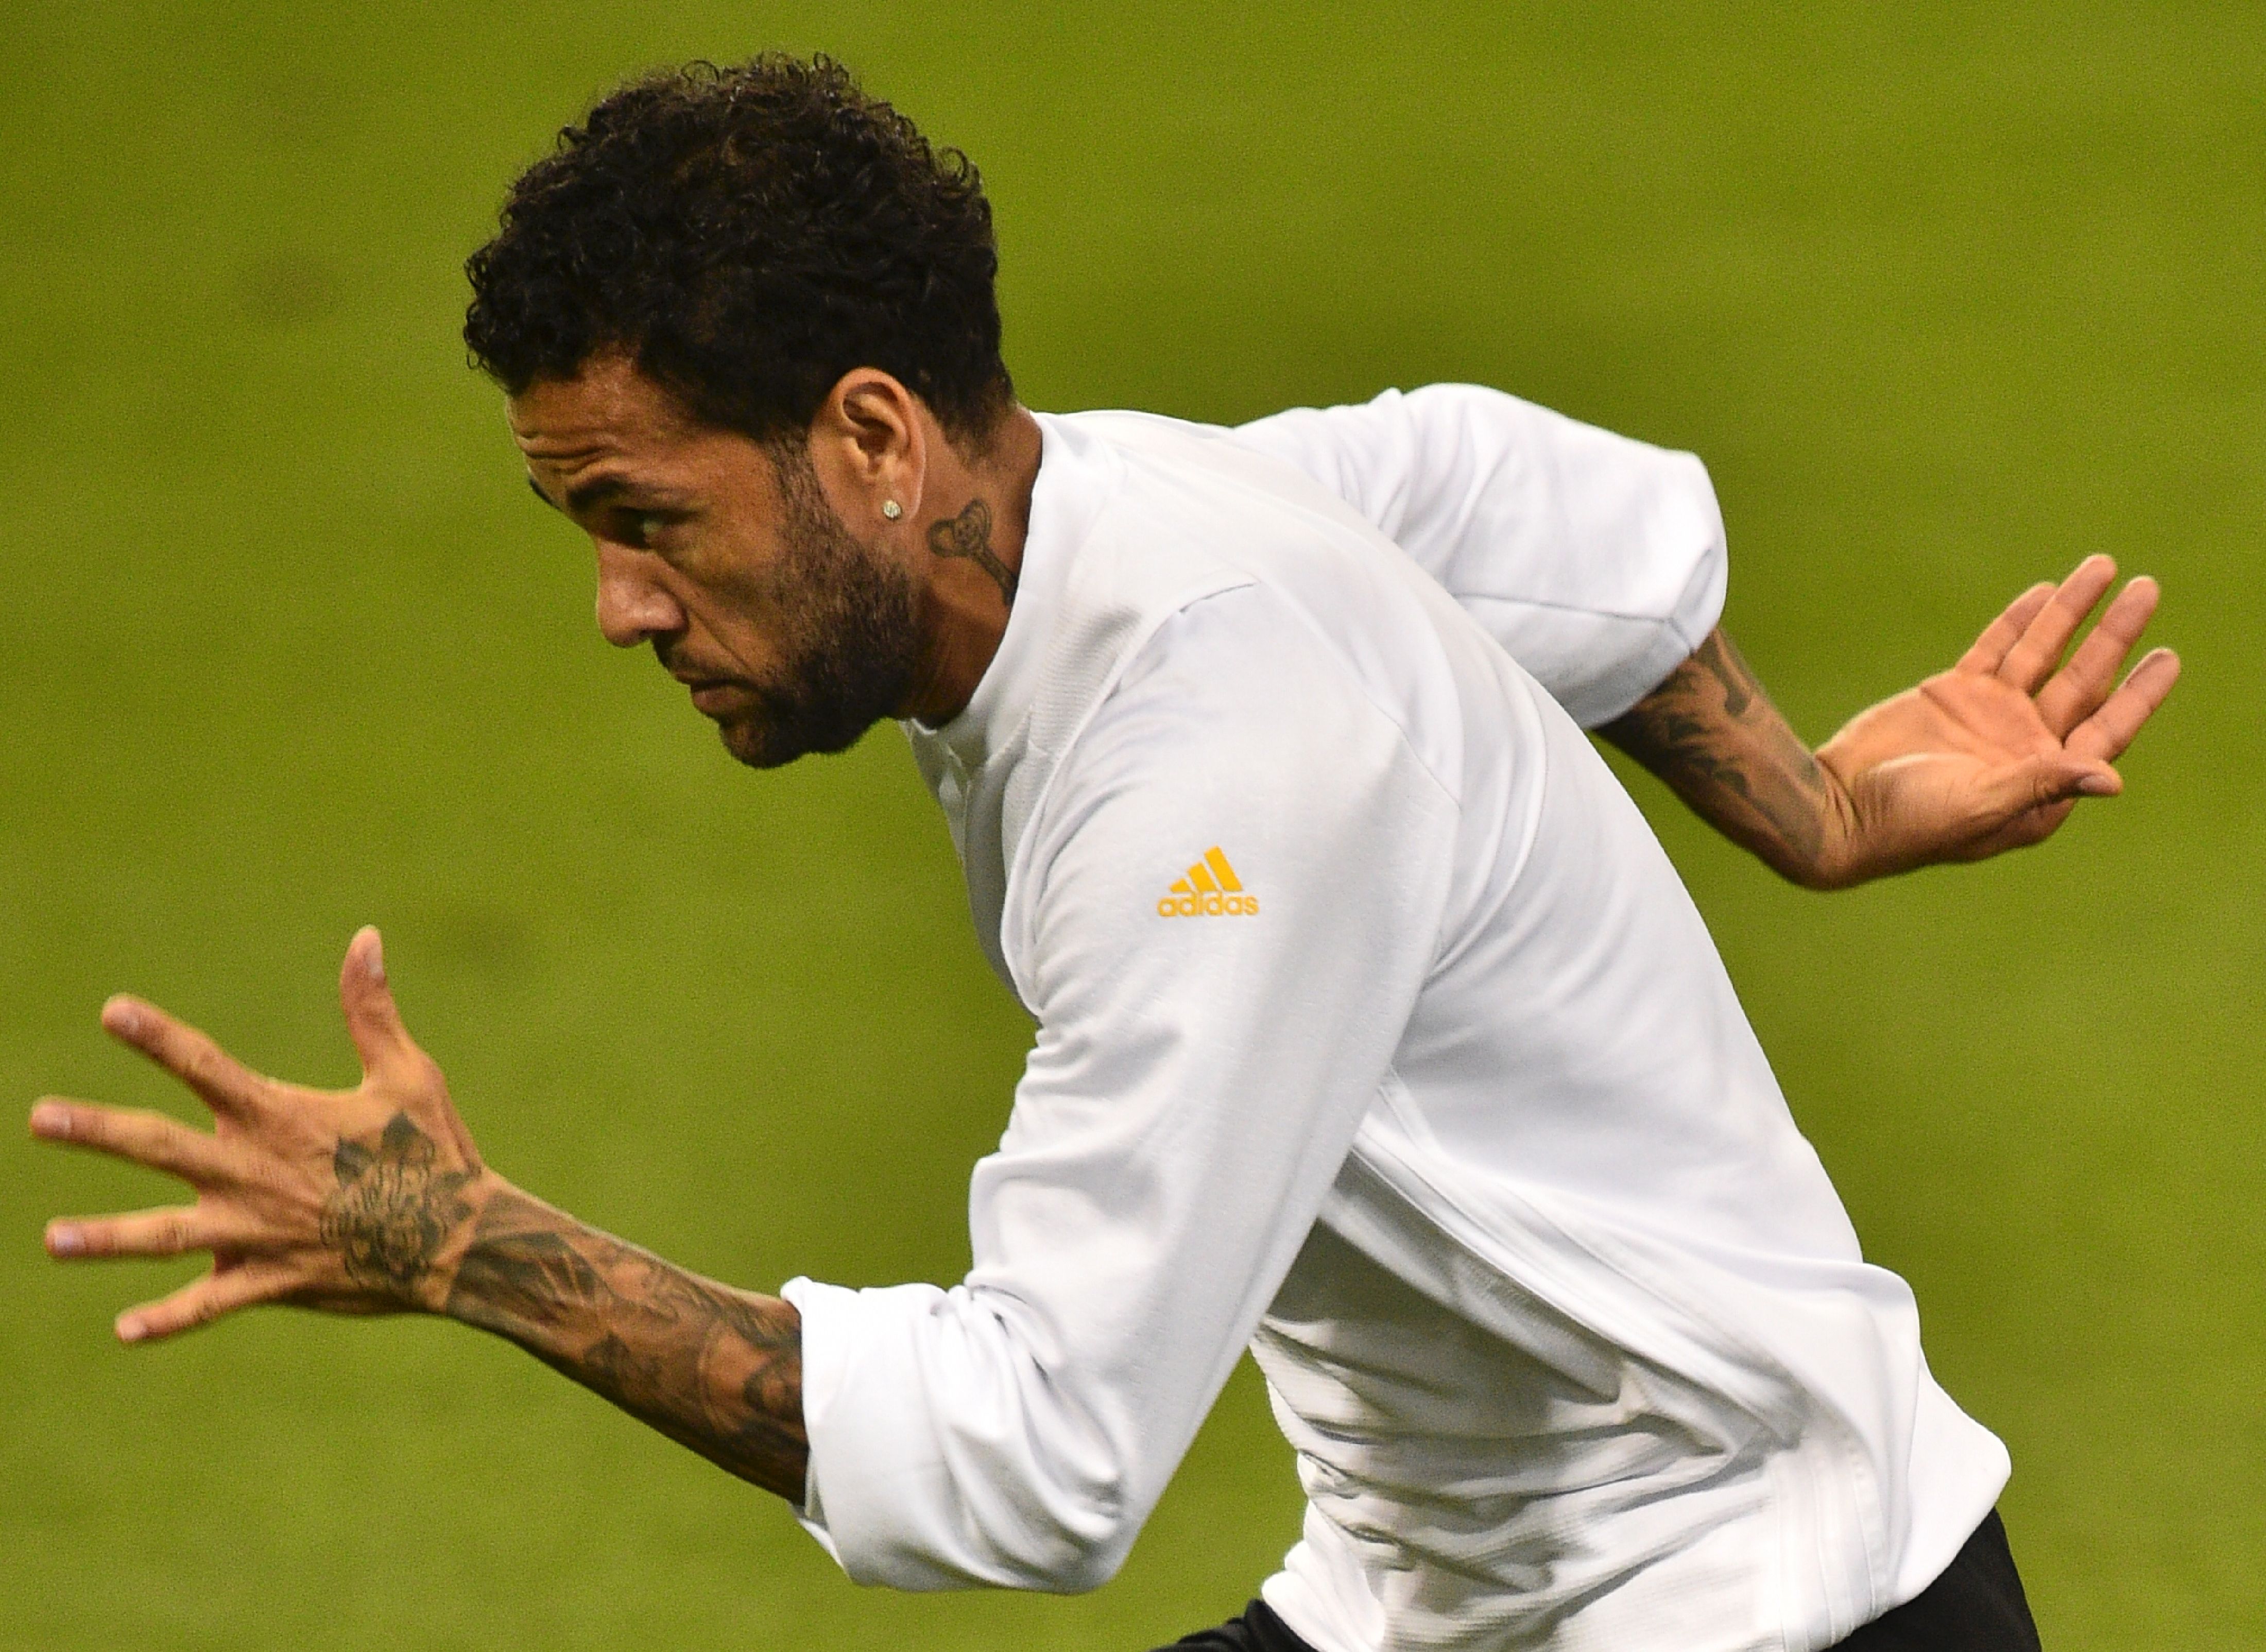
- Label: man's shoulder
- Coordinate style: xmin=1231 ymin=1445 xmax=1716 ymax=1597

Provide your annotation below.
xmin=1043 ymin=408 xmax=1411 ymax=602
xmin=1028 ymin=414 xmax=1522 ymax=807
xmin=1039 ymin=411 xmax=1539 ymax=711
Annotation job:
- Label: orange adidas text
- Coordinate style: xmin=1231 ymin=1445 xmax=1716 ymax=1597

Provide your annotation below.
xmin=1157 ymin=891 xmax=1260 ymax=918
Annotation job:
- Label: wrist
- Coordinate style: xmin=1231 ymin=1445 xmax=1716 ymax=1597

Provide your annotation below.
xmin=421 ymin=1167 xmax=519 ymax=1316
xmin=1789 ymin=752 xmax=1864 ymax=890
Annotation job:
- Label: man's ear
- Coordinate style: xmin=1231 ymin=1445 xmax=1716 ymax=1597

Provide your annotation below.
xmin=812 ymin=369 xmax=926 ymax=527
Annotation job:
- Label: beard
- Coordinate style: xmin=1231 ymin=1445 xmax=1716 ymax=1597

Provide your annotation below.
xmin=709 ymin=446 xmax=924 ymax=769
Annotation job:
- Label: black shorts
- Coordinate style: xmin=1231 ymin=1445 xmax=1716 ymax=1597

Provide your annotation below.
xmin=1153 ymin=1507 xmax=2041 ymax=1651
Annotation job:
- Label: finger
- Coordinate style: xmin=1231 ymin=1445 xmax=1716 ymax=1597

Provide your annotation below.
xmin=336 ymin=928 xmax=480 ymax=1171
xmin=2068 ymin=647 xmax=2182 ymax=764
xmin=1997 ymin=555 xmax=2118 ymax=692
xmin=115 ymin=1260 xmax=287 ymax=1344
xmin=28 ymin=1099 xmax=239 ymax=1185
xmin=1956 ymin=582 xmax=2057 ymax=674
xmin=338 ymin=926 xmax=415 ymax=1081
xmin=1969 ymin=751 xmax=2121 ymax=836
xmin=45 ymin=1203 xmax=260 ymax=1261
xmin=101 ymin=997 xmax=265 ymax=1120
xmin=2033 ymin=577 xmax=2160 ymax=736
xmin=1957 ymin=797 xmax=2081 ymax=860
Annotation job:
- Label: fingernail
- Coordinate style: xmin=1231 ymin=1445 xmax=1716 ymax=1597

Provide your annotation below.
xmin=28 ymin=1102 xmax=69 ymax=1139
xmin=48 ymin=1225 xmax=83 ymax=1257
xmin=116 ymin=1316 xmax=146 ymax=1344
xmin=2078 ymin=773 xmax=2118 ymax=796
xmin=106 ymin=1002 xmax=144 ymax=1038
xmin=366 ymin=930 xmax=385 ymax=985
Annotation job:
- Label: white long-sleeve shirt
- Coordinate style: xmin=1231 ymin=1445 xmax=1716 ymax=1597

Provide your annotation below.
xmin=782 ymin=389 xmax=2007 ymax=1652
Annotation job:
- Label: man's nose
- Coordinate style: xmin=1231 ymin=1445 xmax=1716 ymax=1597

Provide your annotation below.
xmin=593 ymin=545 xmax=684 ymax=648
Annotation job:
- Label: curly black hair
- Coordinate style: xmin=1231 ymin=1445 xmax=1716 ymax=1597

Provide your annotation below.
xmin=464 ymin=55 xmax=1012 ymax=446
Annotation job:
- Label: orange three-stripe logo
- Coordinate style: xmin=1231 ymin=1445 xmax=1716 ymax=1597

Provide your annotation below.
xmin=1156 ymin=847 xmax=1259 ymax=917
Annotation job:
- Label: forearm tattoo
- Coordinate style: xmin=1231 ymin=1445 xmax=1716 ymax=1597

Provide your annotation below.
xmin=443 ymin=1189 xmax=806 ymax=1500
xmin=1601 ymin=631 xmax=1833 ymax=877
xmin=318 ymin=1112 xmax=475 ymax=1297
xmin=929 ymin=497 xmax=1017 ymax=608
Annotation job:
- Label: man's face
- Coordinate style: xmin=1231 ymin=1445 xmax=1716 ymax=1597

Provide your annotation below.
xmin=509 ymin=355 xmax=922 ymax=768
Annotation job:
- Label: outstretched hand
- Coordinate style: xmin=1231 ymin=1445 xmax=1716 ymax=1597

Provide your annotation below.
xmin=1814 ymin=554 xmax=2180 ymax=885
xmin=31 ymin=928 xmax=494 ymax=1342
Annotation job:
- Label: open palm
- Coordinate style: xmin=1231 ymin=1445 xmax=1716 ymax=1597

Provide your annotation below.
xmin=1818 ymin=556 xmax=2180 ymax=883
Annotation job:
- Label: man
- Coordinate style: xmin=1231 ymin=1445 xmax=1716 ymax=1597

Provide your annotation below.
xmin=33 ymin=56 xmax=2175 ymax=1651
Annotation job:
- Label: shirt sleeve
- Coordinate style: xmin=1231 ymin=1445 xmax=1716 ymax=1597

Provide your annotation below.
xmin=782 ymin=586 xmax=1461 ymax=1593
xmin=1227 ymin=385 xmax=1728 ymax=726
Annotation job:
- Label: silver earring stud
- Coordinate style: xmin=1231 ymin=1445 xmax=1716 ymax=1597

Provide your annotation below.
xmin=881 ymin=500 xmax=903 ymax=521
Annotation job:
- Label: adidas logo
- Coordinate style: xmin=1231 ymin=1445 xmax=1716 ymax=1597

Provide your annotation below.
xmin=1156 ymin=847 xmax=1259 ymax=917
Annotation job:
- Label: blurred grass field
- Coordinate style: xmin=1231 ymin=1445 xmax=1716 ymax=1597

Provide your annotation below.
xmin=2 ymin=3 xmax=2258 ymax=1647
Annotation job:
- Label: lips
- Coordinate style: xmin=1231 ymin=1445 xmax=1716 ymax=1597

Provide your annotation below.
xmin=686 ymin=680 xmax=743 ymax=715
xmin=663 ymin=651 xmax=751 ymax=717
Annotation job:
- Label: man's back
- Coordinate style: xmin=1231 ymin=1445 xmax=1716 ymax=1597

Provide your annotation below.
xmin=789 ymin=410 xmax=2004 ymax=1651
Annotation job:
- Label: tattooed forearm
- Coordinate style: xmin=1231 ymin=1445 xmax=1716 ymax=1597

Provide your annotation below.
xmin=928 ymin=497 xmax=1018 ymax=608
xmin=447 ymin=1226 xmax=614 ymax=1331
xmin=1692 ymin=630 xmax=1755 ymax=717
xmin=1601 ymin=629 xmax=1844 ymax=886
xmin=318 ymin=1111 xmax=476 ymax=1300
xmin=442 ymin=1188 xmax=805 ymax=1500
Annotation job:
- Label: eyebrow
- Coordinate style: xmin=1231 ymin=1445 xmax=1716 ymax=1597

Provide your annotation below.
xmin=532 ymin=472 xmax=692 ymax=518
xmin=563 ymin=474 xmax=634 ymax=514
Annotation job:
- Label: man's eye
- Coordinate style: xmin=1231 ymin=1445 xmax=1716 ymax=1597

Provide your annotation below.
xmin=634 ymin=512 xmax=671 ymax=546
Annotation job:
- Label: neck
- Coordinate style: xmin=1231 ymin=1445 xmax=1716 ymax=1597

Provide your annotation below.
xmin=899 ymin=405 xmax=1045 ymax=726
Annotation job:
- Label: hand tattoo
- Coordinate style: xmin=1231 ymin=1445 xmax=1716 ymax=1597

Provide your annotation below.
xmin=318 ymin=1112 xmax=475 ymax=1297
xmin=929 ymin=497 xmax=1017 ymax=609
xmin=1602 ymin=630 xmax=1832 ymax=875
xmin=444 ymin=1190 xmax=805 ymax=1500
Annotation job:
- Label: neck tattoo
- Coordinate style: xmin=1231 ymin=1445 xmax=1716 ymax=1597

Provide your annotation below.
xmin=928 ymin=498 xmax=1016 ymax=609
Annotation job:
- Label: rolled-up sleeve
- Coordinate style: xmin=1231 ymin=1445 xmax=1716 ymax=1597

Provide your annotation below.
xmin=1231 ymin=385 xmax=1727 ymax=726
xmin=784 ymin=588 xmax=1459 ymax=1593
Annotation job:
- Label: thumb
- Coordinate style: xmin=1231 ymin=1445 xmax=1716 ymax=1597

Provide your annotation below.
xmin=338 ymin=926 xmax=413 ymax=1078
xmin=1975 ymin=752 xmax=2120 ymax=830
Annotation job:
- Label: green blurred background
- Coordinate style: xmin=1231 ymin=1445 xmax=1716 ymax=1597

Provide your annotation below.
xmin=3 ymin=3 xmax=2256 ymax=1646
